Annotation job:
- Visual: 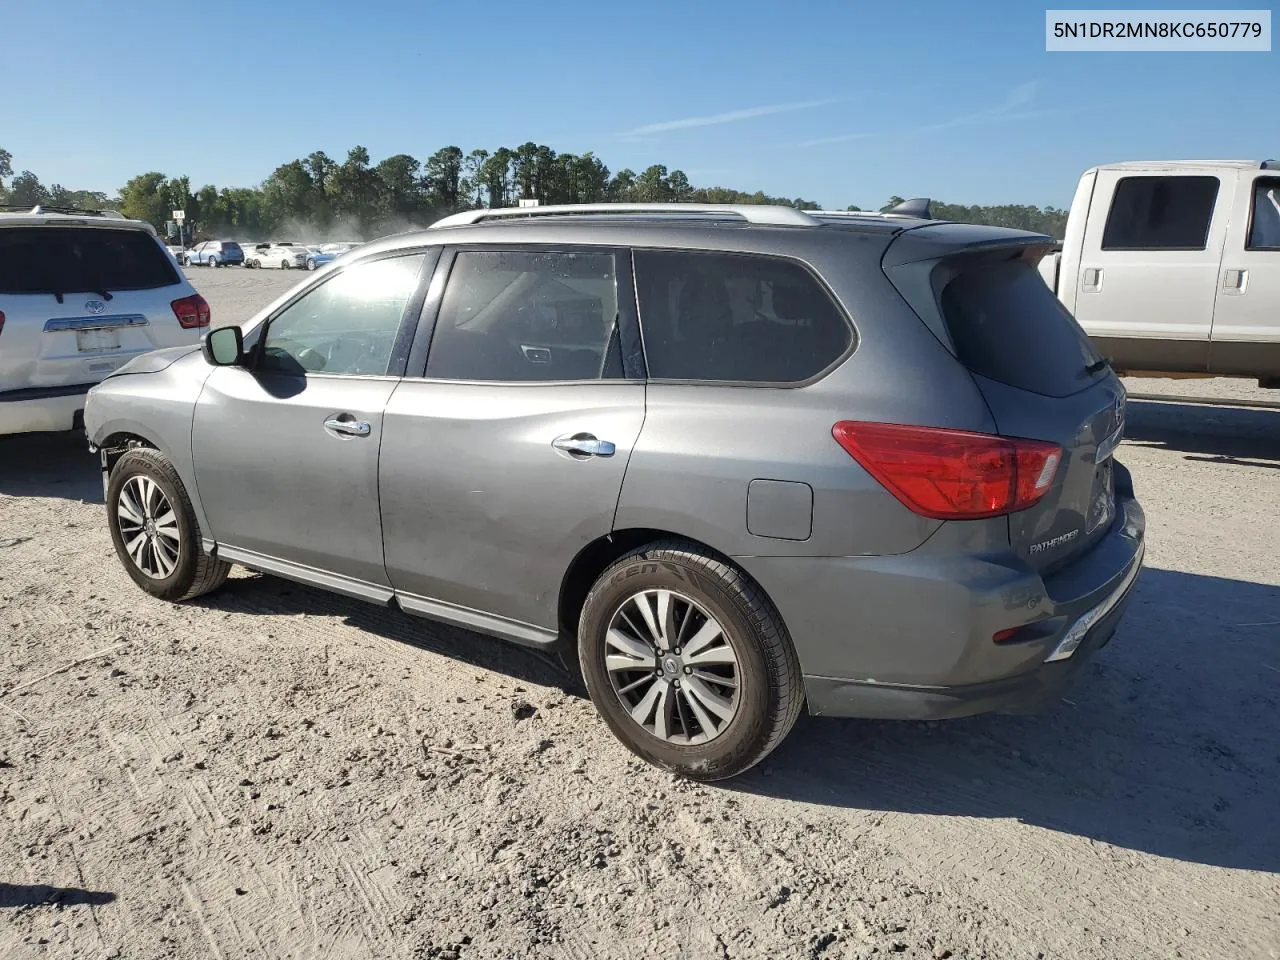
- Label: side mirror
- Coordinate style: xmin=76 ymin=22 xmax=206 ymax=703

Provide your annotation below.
xmin=202 ymin=326 xmax=244 ymax=366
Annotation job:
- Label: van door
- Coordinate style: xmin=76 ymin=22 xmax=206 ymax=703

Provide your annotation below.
xmin=1210 ymin=171 xmax=1280 ymax=379
xmin=1072 ymin=171 xmax=1229 ymax=373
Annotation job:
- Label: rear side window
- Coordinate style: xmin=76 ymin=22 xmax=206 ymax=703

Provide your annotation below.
xmin=1101 ymin=176 xmax=1219 ymax=250
xmin=221 ymin=241 xmax=242 ymax=255
xmin=0 ymin=227 xmax=179 ymax=294
xmin=633 ymin=251 xmax=851 ymax=383
xmin=939 ymin=259 xmax=1105 ymax=398
xmin=426 ymin=250 xmax=621 ymax=382
xmin=1247 ymin=177 xmax=1280 ymax=250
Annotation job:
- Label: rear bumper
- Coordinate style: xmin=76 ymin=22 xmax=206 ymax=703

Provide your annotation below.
xmin=0 ymin=390 xmax=86 ymax=435
xmin=803 ymin=543 xmax=1141 ymax=719
xmin=737 ymin=473 xmax=1146 ymax=721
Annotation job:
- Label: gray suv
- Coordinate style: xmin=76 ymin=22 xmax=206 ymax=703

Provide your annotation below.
xmin=84 ymin=203 xmax=1145 ymax=780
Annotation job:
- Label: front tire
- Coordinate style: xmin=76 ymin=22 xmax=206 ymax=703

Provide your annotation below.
xmin=307 ymin=258 xmax=316 ymax=270
xmin=106 ymin=448 xmax=230 ymax=602
xmin=209 ymin=256 xmax=219 ymax=268
xmin=281 ymin=258 xmax=290 ymax=270
xmin=578 ymin=540 xmax=803 ymax=781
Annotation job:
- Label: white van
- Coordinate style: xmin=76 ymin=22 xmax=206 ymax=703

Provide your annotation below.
xmin=1039 ymin=160 xmax=1280 ymax=387
xmin=0 ymin=207 xmax=209 ymax=435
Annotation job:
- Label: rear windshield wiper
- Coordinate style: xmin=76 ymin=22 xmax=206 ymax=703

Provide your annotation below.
xmin=1085 ymin=357 xmax=1111 ymax=376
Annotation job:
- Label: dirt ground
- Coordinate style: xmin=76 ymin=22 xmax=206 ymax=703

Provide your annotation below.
xmin=1 ymin=268 xmax=1278 ymax=960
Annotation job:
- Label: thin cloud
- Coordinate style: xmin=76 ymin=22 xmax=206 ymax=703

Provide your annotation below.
xmin=620 ymin=98 xmax=839 ymax=137
xmin=800 ymin=82 xmax=1046 ymax=147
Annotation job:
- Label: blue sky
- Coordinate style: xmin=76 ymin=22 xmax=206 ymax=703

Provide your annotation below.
xmin=3 ymin=0 xmax=1275 ymax=208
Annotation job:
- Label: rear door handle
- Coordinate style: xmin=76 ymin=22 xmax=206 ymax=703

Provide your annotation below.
xmin=1082 ymin=267 xmax=1103 ymax=292
xmin=324 ymin=415 xmax=372 ymax=437
xmin=1222 ymin=268 xmax=1248 ymax=293
xmin=552 ymin=434 xmax=616 ymax=458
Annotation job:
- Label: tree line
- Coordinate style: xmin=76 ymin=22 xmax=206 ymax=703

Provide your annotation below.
xmin=0 ymin=144 xmax=1069 ymax=240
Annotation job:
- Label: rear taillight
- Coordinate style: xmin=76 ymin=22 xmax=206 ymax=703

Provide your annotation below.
xmin=171 ymin=293 xmax=211 ymax=329
xmin=832 ymin=421 xmax=1062 ymax=520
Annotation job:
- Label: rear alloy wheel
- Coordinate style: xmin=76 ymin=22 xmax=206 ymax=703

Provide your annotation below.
xmin=579 ymin=540 xmax=803 ymax=780
xmin=107 ymin=447 xmax=230 ymax=601
xmin=208 ymin=255 xmax=219 ymax=268
xmin=281 ymin=258 xmax=290 ymax=270
xmin=307 ymin=258 xmax=317 ymax=270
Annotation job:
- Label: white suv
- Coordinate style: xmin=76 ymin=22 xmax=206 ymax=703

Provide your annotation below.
xmin=0 ymin=206 xmax=209 ymax=436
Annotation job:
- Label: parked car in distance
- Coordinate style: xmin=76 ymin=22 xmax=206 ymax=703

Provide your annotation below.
xmin=305 ymin=248 xmax=338 ymax=271
xmin=1039 ymin=159 xmax=1280 ymax=387
xmin=184 ymin=239 xmax=245 ymax=268
xmin=164 ymin=241 xmax=186 ymax=261
xmin=1 ymin=206 xmax=209 ymax=435
xmin=85 ymin=202 xmax=1144 ymax=780
xmin=245 ymin=242 xmax=307 ymax=270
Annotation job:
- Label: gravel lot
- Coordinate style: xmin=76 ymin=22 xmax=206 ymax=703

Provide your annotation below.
xmin=2 ymin=268 xmax=1278 ymax=960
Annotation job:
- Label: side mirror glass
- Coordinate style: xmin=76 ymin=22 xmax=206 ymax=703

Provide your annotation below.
xmin=203 ymin=326 xmax=244 ymax=366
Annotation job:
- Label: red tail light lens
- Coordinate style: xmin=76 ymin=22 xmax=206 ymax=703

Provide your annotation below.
xmin=171 ymin=293 xmax=211 ymax=329
xmin=832 ymin=421 xmax=1062 ymax=520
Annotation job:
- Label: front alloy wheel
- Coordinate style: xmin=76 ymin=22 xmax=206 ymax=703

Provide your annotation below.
xmin=115 ymin=475 xmax=181 ymax=579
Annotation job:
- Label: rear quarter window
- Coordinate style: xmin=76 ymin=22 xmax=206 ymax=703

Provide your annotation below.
xmin=0 ymin=227 xmax=179 ymax=294
xmin=939 ymin=258 xmax=1105 ymax=398
xmin=633 ymin=250 xmax=852 ymax=383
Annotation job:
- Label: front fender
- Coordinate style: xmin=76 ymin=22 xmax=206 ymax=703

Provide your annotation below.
xmin=86 ymin=353 xmax=215 ymax=544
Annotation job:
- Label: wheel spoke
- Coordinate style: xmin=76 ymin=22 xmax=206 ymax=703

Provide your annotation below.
xmin=117 ymin=493 xmax=145 ymax=526
xmin=684 ymin=644 xmax=737 ymax=667
xmin=153 ymin=538 xmax=177 ymax=577
xmin=630 ymin=680 xmax=664 ymax=726
xmin=153 ymin=509 xmax=177 ymax=530
xmin=652 ymin=683 xmax=672 ymax=740
xmin=605 ymin=627 xmax=655 ymax=664
xmin=616 ymin=673 xmax=655 ymax=696
xmin=683 ymin=675 xmax=735 ymax=723
xmin=125 ymin=532 xmax=148 ymax=564
xmin=681 ymin=619 xmax=723 ymax=659
xmin=680 ymin=684 xmax=718 ymax=738
xmin=655 ymin=590 xmax=677 ymax=650
xmin=693 ymin=668 xmax=738 ymax=689
xmin=632 ymin=591 xmax=665 ymax=649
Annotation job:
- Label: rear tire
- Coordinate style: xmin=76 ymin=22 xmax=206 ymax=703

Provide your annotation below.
xmin=281 ymin=258 xmax=290 ymax=270
xmin=106 ymin=448 xmax=230 ymax=602
xmin=307 ymin=258 xmax=316 ymax=270
xmin=578 ymin=540 xmax=803 ymax=781
xmin=209 ymin=256 xmax=219 ymax=268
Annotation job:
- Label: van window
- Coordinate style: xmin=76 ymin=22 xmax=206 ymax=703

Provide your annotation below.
xmin=939 ymin=259 xmax=1106 ymax=398
xmin=0 ymin=227 xmax=180 ymax=294
xmin=1101 ymin=176 xmax=1219 ymax=251
xmin=633 ymin=250 xmax=852 ymax=383
xmin=1247 ymin=177 xmax=1280 ymax=250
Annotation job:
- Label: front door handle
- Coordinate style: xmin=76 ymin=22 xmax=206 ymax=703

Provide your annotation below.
xmin=1222 ymin=268 xmax=1248 ymax=294
xmin=324 ymin=415 xmax=372 ymax=437
xmin=1082 ymin=267 xmax=1103 ymax=292
xmin=552 ymin=433 xmax=616 ymax=458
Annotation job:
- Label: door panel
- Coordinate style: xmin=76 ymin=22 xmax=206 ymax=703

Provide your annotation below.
xmin=1073 ymin=171 xmax=1228 ymax=353
xmin=380 ymin=381 xmax=645 ymax=630
xmin=1211 ymin=173 xmax=1280 ymax=356
xmin=192 ymin=368 xmax=396 ymax=587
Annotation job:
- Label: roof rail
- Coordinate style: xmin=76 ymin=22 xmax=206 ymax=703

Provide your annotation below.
xmin=429 ymin=203 xmax=822 ymax=229
xmin=10 ymin=204 xmax=128 ymax=219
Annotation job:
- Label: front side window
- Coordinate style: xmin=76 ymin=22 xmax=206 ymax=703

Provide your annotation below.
xmin=1247 ymin=177 xmax=1280 ymax=250
xmin=259 ymin=254 xmax=426 ymax=376
xmin=426 ymin=250 xmax=620 ymax=382
xmin=1101 ymin=175 xmax=1219 ymax=250
xmin=633 ymin=250 xmax=852 ymax=383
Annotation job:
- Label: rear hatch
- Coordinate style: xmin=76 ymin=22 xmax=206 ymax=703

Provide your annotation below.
xmin=884 ymin=229 xmax=1123 ymax=573
xmin=0 ymin=224 xmax=199 ymax=394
